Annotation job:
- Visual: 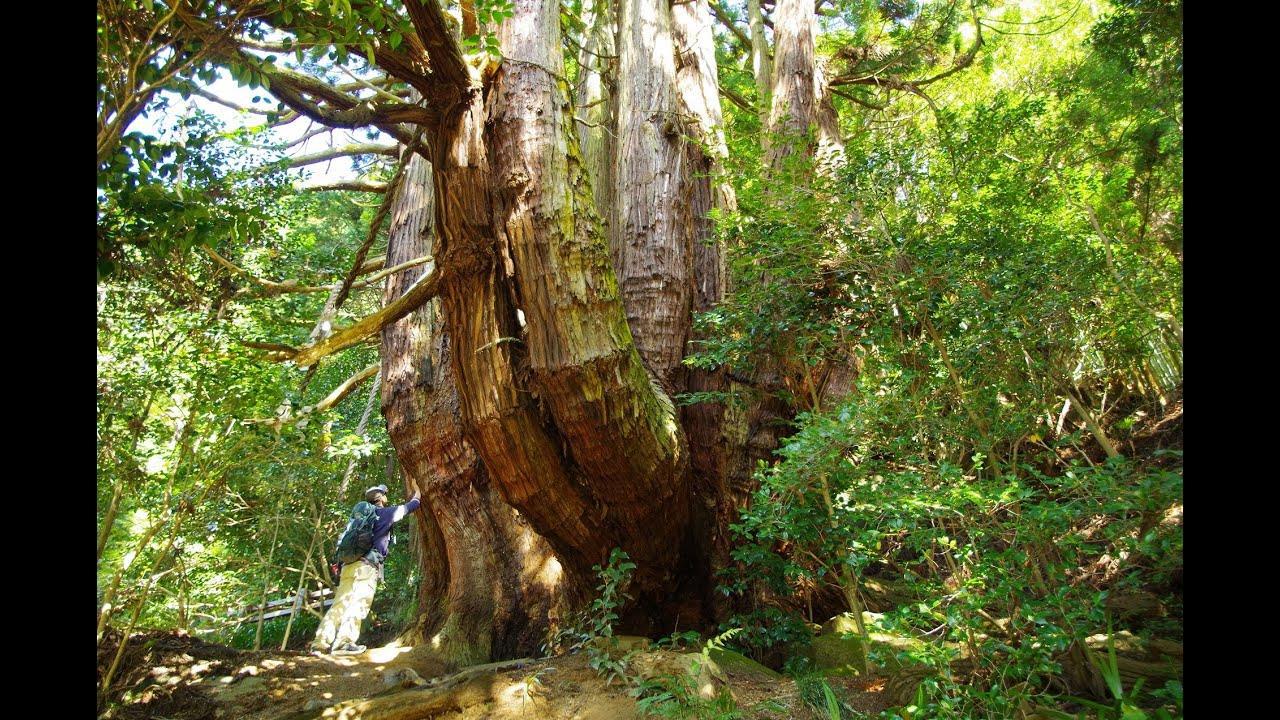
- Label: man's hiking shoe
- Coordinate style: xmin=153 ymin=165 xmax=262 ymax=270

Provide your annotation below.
xmin=309 ymin=643 xmax=330 ymax=656
xmin=331 ymin=643 xmax=366 ymax=656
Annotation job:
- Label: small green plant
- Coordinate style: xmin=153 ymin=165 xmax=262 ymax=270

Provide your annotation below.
xmin=545 ymin=548 xmax=637 ymax=653
xmin=793 ymin=667 xmax=850 ymax=720
xmin=1149 ymin=680 xmax=1182 ymax=716
xmin=516 ymin=667 xmax=552 ymax=709
xmin=586 ymin=548 xmax=638 ymax=684
xmin=702 ymin=627 xmax=741 ymax=653
xmin=820 ymin=682 xmax=843 ymax=720
xmin=654 ymin=630 xmax=703 ymax=651
xmin=588 ymin=641 xmax=635 ymax=686
xmin=543 ymin=548 xmax=639 ymax=685
xmin=1041 ymin=625 xmax=1178 ymax=720
xmin=633 ymin=656 xmax=741 ymax=719
xmin=1073 ymin=629 xmax=1173 ymax=720
xmin=590 ymin=548 xmax=637 ymax=641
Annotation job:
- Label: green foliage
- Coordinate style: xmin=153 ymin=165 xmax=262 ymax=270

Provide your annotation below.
xmin=1037 ymin=623 xmax=1180 ymax=720
xmin=818 ymin=0 xmax=972 ymax=88
xmin=1148 ymin=680 xmax=1182 ymax=717
xmin=654 ymin=630 xmax=704 ymax=652
xmin=98 ymin=165 xmax=398 ymax=650
xmin=632 ymin=665 xmax=741 ymax=720
xmin=711 ymin=604 xmax=812 ymax=659
xmin=791 ymin=667 xmax=849 ymax=720
xmin=462 ymin=0 xmax=515 ymax=56
xmin=98 ymin=112 xmax=292 ymax=280
xmin=584 ymin=551 xmax=639 ymax=684
xmin=221 ymin=612 xmax=320 ymax=651
xmin=632 ymin=630 xmax=745 ymax=720
xmin=724 ymin=418 xmax=1181 ymax=715
xmin=702 ymin=3 xmax=1182 ymax=717
xmin=545 ymin=548 xmax=639 ymax=684
xmin=592 ymin=549 xmax=638 ymax=638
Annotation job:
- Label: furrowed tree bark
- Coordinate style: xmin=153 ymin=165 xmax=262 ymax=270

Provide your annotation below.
xmin=574 ymin=0 xmax=617 ymax=232
xmin=428 ymin=83 xmax=614 ymax=580
xmin=808 ymin=54 xmax=857 ymax=408
xmin=671 ymin=0 xmax=749 ymax=621
xmin=613 ymin=0 xmax=695 ymax=381
xmin=489 ymin=0 xmax=690 ymax=591
xmin=379 ymin=146 xmax=570 ymax=665
xmin=748 ymin=0 xmax=772 ymax=125
xmin=765 ymin=0 xmax=818 ymax=168
xmin=812 ymin=56 xmax=846 ymax=174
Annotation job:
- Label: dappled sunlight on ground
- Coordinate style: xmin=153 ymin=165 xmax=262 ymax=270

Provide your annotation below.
xmin=366 ymin=640 xmax=414 ymax=664
xmin=99 ymin=631 xmax=894 ymax=720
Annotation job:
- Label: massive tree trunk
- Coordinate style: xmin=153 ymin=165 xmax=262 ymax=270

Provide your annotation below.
xmin=488 ymin=0 xmax=691 ymax=589
xmin=773 ymin=5 xmax=854 ymax=408
xmin=430 ymin=91 xmax=611 ymax=577
xmin=766 ymin=0 xmax=819 ymax=168
xmin=366 ymin=0 xmax=825 ymax=658
xmin=766 ymin=0 xmax=846 ymax=175
xmin=379 ymin=0 xmax=695 ymax=634
xmin=380 ymin=147 xmax=572 ymax=666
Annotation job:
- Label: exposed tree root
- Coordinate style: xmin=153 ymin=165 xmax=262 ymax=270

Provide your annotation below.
xmin=282 ymin=658 xmax=538 ymax=720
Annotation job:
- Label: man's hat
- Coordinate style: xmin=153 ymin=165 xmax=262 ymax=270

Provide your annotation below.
xmin=365 ymin=484 xmax=389 ymax=501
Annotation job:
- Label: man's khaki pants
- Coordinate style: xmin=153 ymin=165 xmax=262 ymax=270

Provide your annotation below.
xmin=313 ymin=561 xmax=378 ymax=650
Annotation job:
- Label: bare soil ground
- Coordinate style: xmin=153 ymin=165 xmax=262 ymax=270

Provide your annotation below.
xmin=98 ymin=631 xmax=892 ymax=720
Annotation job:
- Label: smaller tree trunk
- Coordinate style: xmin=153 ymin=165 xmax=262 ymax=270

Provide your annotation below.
xmin=613 ymin=0 xmax=695 ymax=381
xmin=748 ymin=0 xmax=771 ymax=125
xmin=574 ymin=0 xmax=618 ymax=230
xmin=765 ymin=0 xmax=818 ymax=168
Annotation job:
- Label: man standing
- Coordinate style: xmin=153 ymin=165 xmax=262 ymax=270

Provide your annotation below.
xmin=310 ymin=483 xmax=422 ymax=656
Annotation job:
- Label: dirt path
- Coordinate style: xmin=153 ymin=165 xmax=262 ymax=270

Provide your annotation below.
xmin=98 ymin=631 xmax=891 ymax=720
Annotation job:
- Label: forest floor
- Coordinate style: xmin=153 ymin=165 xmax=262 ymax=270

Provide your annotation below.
xmin=97 ymin=629 xmax=892 ymax=720
xmin=97 ymin=401 xmax=1182 ymax=720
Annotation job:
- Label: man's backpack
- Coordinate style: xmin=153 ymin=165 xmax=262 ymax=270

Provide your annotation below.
xmin=335 ymin=501 xmax=379 ymax=564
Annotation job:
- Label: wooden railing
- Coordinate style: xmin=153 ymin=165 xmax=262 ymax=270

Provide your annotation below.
xmin=227 ymin=587 xmax=334 ymax=625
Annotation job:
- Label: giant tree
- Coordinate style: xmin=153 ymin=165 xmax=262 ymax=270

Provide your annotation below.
xmin=97 ymin=0 xmax=992 ymax=666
